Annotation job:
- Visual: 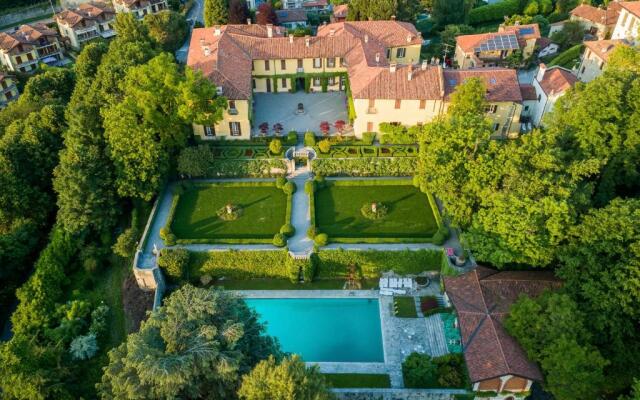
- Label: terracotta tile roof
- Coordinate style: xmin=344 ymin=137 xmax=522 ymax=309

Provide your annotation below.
xmin=187 ymin=21 xmax=521 ymax=103
xmin=56 ymin=1 xmax=115 ymax=27
xmin=584 ymin=39 xmax=626 ymax=61
xmin=275 ymin=9 xmax=307 ymax=23
xmin=538 ymin=65 xmax=577 ymax=95
xmin=302 ymin=0 xmax=327 ymax=7
xmin=444 ymin=68 xmax=522 ymax=102
xmin=499 ymin=23 xmax=541 ymax=40
xmin=519 ymin=84 xmax=537 ymax=100
xmin=620 ymin=1 xmax=640 ymax=17
xmin=570 ymin=3 xmax=621 ymax=26
xmin=444 ymin=266 xmax=562 ymax=383
xmin=0 ymin=23 xmax=58 ymax=52
xmin=456 ymin=32 xmax=519 ymax=53
xmin=113 ymin=0 xmax=165 ymax=8
xmin=333 ymin=4 xmax=348 ymax=18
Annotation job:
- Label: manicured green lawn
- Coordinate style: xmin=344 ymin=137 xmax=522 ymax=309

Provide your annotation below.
xmin=394 ymin=296 xmax=418 ymax=318
xmin=171 ymin=184 xmax=287 ymax=240
xmin=314 ymin=183 xmax=438 ymax=239
xmin=323 ymin=373 xmax=392 ymax=388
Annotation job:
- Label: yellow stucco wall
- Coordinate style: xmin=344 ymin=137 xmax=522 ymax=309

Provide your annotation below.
xmin=352 ymin=98 xmax=444 ymax=137
xmin=388 ymin=44 xmax=421 ymax=64
xmin=193 ymin=99 xmax=251 ymax=140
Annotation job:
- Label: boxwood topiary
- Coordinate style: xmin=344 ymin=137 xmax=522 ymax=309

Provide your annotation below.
xmin=276 ymin=176 xmax=287 ymax=188
xmin=304 ymin=180 xmax=315 ymax=194
xmin=314 ymin=233 xmax=328 ymax=246
xmin=280 ymin=223 xmax=295 ymax=237
xmin=283 ymin=181 xmax=296 ymax=195
xmin=273 ymin=233 xmax=287 ymax=247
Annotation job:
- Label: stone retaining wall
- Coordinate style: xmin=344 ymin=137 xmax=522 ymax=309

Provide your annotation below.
xmin=333 ymin=388 xmax=468 ymax=400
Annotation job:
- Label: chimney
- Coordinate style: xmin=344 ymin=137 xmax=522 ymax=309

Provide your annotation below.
xmin=204 ymin=46 xmax=210 ymax=56
xmin=289 ymin=34 xmax=294 ymax=43
xmin=199 ymin=38 xmax=205 ymax=46
xmin=389 ymin=63 xmax=396 ymax=73
xmin=536 ymin=63 xmax=547 ymax=82
xmin=375 ymin=52 xmax=380 ymax=64
xmin=267 ymin=24 xmax=273 ymax=38
xmin=305 ymin=35 xmax=310 ymax=47
xmin=247 ymin=18 xmax=252 ymax=25
xmin=407 ymin=64 xmax=413 ymax=81
xmin=364 ymin=34 xmax=368 ymax=43
xmin=329 ymin=28 xmax=335 ymax=36
xmin=391 ymin=15 xmax=396 ymax=20
xmin=214 ymin=25 xmax=221 ymax=36
xmin=421 ymin=60 xmax=428 ymax=70
xmin=406 ymin=34 xmax=412 ymax=43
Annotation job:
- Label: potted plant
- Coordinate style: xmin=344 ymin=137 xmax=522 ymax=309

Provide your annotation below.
xmin=319 ymin=121 xmax=330 ymax=136
xmin=259 ymin=122 xmax=269 ymax=136
xmin=334 ymin=119 xmax=345 ymax=135
xmin=273 ymin=122 xmax=283 ymax=136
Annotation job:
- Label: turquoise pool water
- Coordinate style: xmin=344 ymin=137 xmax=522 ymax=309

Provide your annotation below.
xmin=245 ymin=298 xmax=384 ymax=363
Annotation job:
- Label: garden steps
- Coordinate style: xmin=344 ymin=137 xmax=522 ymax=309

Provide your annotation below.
xmin=424 ymin=315 xmax=449 ymax=357
xmin=414 ymin=297 xmax=424 ymax=318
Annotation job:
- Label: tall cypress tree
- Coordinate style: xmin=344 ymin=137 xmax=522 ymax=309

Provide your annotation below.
xmin=204 ymin=0 xmax=228 ymax=26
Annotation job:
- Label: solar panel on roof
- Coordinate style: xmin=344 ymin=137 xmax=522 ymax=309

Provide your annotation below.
xmin=490 ymin=78 xmax=497 ymax=84
xmin=519 ymin=27 xmax=534 ymax=35
xmin=448 ymin=79 xmax=457 ymax=85
xmin=475 ymin=34 xmax=519 ymax=52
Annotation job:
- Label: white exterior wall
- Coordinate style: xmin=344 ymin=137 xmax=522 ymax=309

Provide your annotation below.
xmin=612 ymin=8 xmax=640 ymax=40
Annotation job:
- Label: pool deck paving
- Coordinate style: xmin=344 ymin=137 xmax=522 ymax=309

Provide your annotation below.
xmin=235 ymin=289 xmax=449 ymax=389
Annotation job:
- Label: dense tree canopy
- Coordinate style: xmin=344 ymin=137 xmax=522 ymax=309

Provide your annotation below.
xmin=229 ymin=0 xmax=250 ymax=24
xmin=98 ymin=286 xmax=280 ymax=399
xmin=144 ymin=10 xmax=189 ymax=52
xmin=204 ymin=0 xmax=228 ymax=26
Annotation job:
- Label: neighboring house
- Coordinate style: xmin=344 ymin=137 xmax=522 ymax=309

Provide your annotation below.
xmin=570 ymin=2 xmax=622 ymax=39
xmin=282 ymin=0 xmax=328 ymax=10
xmin=186 ymin=21 xmax=524 ymax=140
xmin=112 ymin=0 xmax=168 ymax=18
xmin=548 ymin=20 xmax=567 ymax=36
xmin=444 ymin=266 xmax=562 ymax=395
xmin=519 ymin=83 xmax=537 ymax=130
xmin=577 ymin=39 xmax=627 ymax=82
xmin=275 ymin=9 xmax=308 ymax=29
xmin=55 ymin=1 xmax=116 ymax=49
xmin=0 ymin=24 xmax=63 ymax=73
xmin=612 ymin=1 xmax=640 ymax=40
xmin=0 ymin=74 xmax=19 ymax=108
xmin=331 ymin=4 xmax=348 ymax=23
xmin=531 ymin=63 xmax=577 ymax=126
xmin=536 ymin=37 xmax=559 ymax=58
xmin=454 ymin=24 xmax=540 ymax=68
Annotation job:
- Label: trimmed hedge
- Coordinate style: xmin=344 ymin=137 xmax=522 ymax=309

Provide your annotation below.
xmin=311 ymin=157 xmax=417 ymax=176
xmin=315 ymin=248 xmax=445 ymax=279
xmin=188 ymin=250 xmax=300 ymax=281
xmin=313 ymin=145 xmax=418 ymax=158
xmin=468 ymin=0 xmax=520 ymax=25
xmin=204 ymin=159 xmax=288 ymax=178
xmin=548 ymin=44 xmax=584 ymax=69
xmin=198 ymin=135 xmax=297 ymax=147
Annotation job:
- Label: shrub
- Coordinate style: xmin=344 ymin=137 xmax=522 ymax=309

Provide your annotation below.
xmin=362 ymin=132 xmax=376 ymax=145
xmin=318 ymin=139 xmax=332 ymax=154
xmin=216 ymin=204 xmax=243 ymax=221
xmin=158 ymin=248 xmax=190 ymax=280
xmin=360 ymin=202 xmax=389 ymax=220
xmin=304 ymin=180 xmax=315 ymax=194
xmin=269 ymin=138 xmax=283 ymax=155
xmin=304 ymin=131 xmax=316 ymax=146
xmin=190 ymin=250 xmax=294 ymax=280
xmin=432 ymin=226 xmax=450 ymax=245
xmin=467 ymin=0 xmax=520 ymax=25
xmin=311 ymin=157 xmax=417 ymax=177
xmin=313 ymin=174 xmax=326 ymax=188
xmin=433 ymin=354 xmax=468 ymax=388
xmin=276 ymin=176 xmax=287 ymax=188
xmin=280 ymin=223 xmax=295 ymax=237
xmin=69 ymin=333 xmax=99 ymax=360
xmin=89 ymin=304 xmax=109 ymax=336
xmin=112 ymin=228 xmax=138 ymax=258
xmin=402 ymin=353 xmax=437 ymax=388
xmin=314 ymin=233 xmax=328 ymax=246
xmin=160 ymin=228 xmax=174 ymax=246
xmin=307 ymin=226 xmax=317 ymax=238
xmin=283 ymin=181 xmax=296 ymax=195
xmin=273 ymin=233 xmax=287 ymax=247
xmin=287 ymin=131 xmax=297 ymax=143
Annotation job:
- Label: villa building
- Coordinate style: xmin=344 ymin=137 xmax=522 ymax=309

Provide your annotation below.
xmin=187 ymin=21 xmax=524 ymax=140
xmin=570 ymin=2 xmax=622 ymax=39
xmin=0 ymin=24 xmax=63 ymax=73
xmin=577 ymin=39 xmax=627 ymax=82
xmin=612 ymin=1 xmax=640 ymax=40
xmin=282 ymin=0 xmax=328 ymax=10
xmin=444 ymin=266 xmax=562 ymax=395
xmin=112 ymin=0 xmax=168 ymax=19
xmin=0 ymin=74 xmax=19 ymax=108
xmin=454 ymin=23 xmax=540 ymax=69
xmin=531 ymin=63 xmax=577 ymax=126
xmin=331 ymin=4 xmax=348 ymax=23
xmin=55 ymin=1 xmax=116 ymax=49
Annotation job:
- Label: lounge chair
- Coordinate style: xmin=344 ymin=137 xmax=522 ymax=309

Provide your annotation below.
xmin=389 ymin=278 xmax=399 ymax=289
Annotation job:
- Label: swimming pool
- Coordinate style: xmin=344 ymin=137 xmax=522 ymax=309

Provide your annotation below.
xmin=245 ymin=298 xmax=384 ymax=363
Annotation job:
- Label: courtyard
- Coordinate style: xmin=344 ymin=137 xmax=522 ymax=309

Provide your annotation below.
xmin=314 ymin=181 xmax=439 ymax=242
xmin=169 ymin=182 xmax=289 ymax=243
xmin=252 ymin=92 xmax=350 ymax=136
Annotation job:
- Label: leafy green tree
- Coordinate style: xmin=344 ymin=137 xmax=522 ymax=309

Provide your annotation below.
xmin=17 ymin=67 xmax=75 ymax=107
xmin=402 ymin=352 xmax=438 ymax=388
xmin=144 ymin=10 xmax=189 ymax=52
xmin=347 ymin=0 xmax=398 ymax=21
xmin=177 ymin=144 xmax=215 ymax=178
xmin=431 ymin=0 xmax=473 ymax=28
xmin=98 ymin=285 xmax=280 ymax=399
xmin=229 ymin=0 xmax=249 ymax=24
xmin=238 ymin=355 xmax=334 ymax=400
xmin=113 ymin=12 xmax=151 ymax=43
xmin=204 ymin=0 xmax=228 ymax=26
xmin=550 ymin=20 xmax=583 ymax=49
xmin=439 ymin=24 xmax=475 ymax=49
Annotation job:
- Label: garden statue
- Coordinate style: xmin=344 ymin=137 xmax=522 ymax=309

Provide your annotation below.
xmin=297 ymin=102 xmax=304 ymax=114
xmin=371 ymin=202 xmax=377 ymax=213
xmin=226 ymin=204 xmax=233 ymax=214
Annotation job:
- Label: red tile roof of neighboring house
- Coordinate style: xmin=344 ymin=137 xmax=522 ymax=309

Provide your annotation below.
xmin=56 ymin=1 xmax=115 ymax=27
xmin=333 ymin=4 xmax=348 ymax=18
xmin=276 ymin=9 xmax=307 ymax=23
xmin=113 ymin=0 xmax=164 ymax=8
xmin=499 ymin=23 xmax=541 ymax=40
xmin=519 ymin=84 xmax=537 ymax=100
xmin=302 ymin=0 xmax=327 ymax=7
xmin=444 ymin=266 xmax=562 ymax=383
xmin=0 ymin=23 xmax=58 ymax=52
xmin=584 ymin=39 xmax=627 ymax=61
xmin=444 ymin=68 xmax=523 ymax=102
xmin=570 ymin=2 xmax=621 ymax=26
xmin=620 ymin=1 xmax=640 ymax=17
xmin=538 ymin=65 xmax=578 ymax=95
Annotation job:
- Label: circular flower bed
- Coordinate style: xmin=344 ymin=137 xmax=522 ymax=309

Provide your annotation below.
xmin=360 ymin=202 xmax=388 ymax=220
xmin=217 ymin=204 xmax=242 ymax=221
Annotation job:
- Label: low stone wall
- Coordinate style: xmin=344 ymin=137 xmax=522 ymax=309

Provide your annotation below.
xmin=333 ymin=388 xmax=468 ymax=400
xmin=0 ymin=3 xmax=59 ymax=27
